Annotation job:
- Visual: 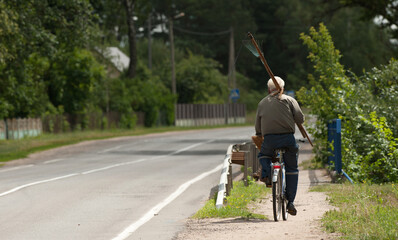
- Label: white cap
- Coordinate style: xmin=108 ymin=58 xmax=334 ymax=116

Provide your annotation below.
xmin=267 ymin=76 xmax=285 ymax=91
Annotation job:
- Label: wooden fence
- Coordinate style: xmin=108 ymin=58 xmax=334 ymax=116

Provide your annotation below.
xmin=0 ymin=112 xmax=144 ymax=139
xmin=0 ymin=104 xmax=246 ymax=139
xmin=175 ymin=103 xmax=246 ymax=127
xmin=0 ymin=118 xmax=42 ymax=140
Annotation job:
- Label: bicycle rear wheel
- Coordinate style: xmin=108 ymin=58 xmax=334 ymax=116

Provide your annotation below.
xmin=272 ymin=170 xmax=282 ymax=221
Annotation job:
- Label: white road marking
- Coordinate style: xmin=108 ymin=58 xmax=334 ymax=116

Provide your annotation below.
xmin=152 ymin=139 xmax=214 ymax=160
xmin=82 ymin=159 xmax=146 ymax=175
xmin=111 ymin=163 xmax=223 ymax=240
xmin=97 ymin=145 xmax=122 ymax=154
xmin=0 ymin=165 xmax=34 ymax=173
xmin=43 ymin=159 xmax=64 ymax=164
xmin=173 ymin=140 xmax=214 ymax=154
xmin=98 ymin=142 xmax=141 ymax=154
xmin=0 ymin=174 xmax=78 ymax=197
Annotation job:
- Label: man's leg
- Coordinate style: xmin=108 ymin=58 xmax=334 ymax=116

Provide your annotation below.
xmin=284 ymin=147 xmax=299 ymax=203
xmin=258 ymin=135 xmax=275 ymax=187
xmin=283 ymin=136 xmax=299 ymax=215
xmin=258 ymin=155 xmax=272 ymax=186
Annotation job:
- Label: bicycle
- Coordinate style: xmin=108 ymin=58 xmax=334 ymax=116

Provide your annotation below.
xmin=251 ymin=136 xmax=289 ymax=221
xmin=271 ymin=148 xmax=288 ymax=221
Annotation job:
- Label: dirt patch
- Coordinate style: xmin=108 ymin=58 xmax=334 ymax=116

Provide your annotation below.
xmin=174 ymin=143 xmax=340 ymax=240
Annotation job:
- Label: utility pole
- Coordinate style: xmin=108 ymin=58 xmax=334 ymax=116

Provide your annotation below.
xmin=169 ymin=17 xmax=176 ymax=95
xmin=148 ymin=11 xmax=152 ymax=70
xmin=169 ymin=12 xmax=184 ymax=96
xmin=228 ymin=26 xmax=236 ymax=90
xmin=228 ymin=27 xmax=237 ymax=123
xmin=123 ymin=0 xmax=137 ymax=78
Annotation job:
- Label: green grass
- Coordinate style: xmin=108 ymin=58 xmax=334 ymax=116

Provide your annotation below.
xmin=299 ymin=158 xmax=324 ymax=170
xmin=312 ymin=183 xmax=398 ymax=239
xmin=193 ymin=178 xmax=270 ymax=219
xmin=0 ymin=124 xmax=250 ymax=164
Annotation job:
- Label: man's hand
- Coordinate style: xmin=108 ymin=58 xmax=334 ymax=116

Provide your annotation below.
xmin=252 ymin=135 xmax=264 ymax=149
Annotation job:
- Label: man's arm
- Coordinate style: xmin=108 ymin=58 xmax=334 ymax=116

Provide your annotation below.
xmin=254 ymin=107 xmax=262 ymax=136
xmin=290 ymin=98 xmax=305 ymax=125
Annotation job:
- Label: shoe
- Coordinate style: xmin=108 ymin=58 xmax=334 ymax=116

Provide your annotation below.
xmin=260 ymin=176 xmax=272 ymax=188
xmin=253 ymin=171 xmax=260 ymax=181
xmin=287 ymin=202 xmax=297 ymax=216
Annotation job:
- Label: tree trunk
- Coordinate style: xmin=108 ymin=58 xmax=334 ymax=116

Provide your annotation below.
xmin=124 ymin=0 xmax=137 ymax=78
xmin=169 ymin=18 xmax=176 ymax=95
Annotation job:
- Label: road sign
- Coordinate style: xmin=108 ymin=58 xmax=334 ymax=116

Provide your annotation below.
xmin=230 ymin=89 xmax=240 ymax=100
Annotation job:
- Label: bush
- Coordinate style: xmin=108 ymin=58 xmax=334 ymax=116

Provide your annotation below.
xmin=130 ymin=62 xmax=176 ymax=127
xmin=175 ymin=51 xmax=228 ymax=104
xmin=297 ymin=23 xmax=398 ymax=183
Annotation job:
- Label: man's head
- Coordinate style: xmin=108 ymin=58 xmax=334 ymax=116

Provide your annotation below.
xmin=267 ymin=76 xmax=285 ymax=93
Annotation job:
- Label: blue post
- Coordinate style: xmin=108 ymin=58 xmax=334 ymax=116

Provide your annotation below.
xmin=327 ymin=119 xmax=342 ymax=173
xmin=328 ymin=119 xmax=353 ymax=183
xmin=342 ymin=170 xmax=354 ymax=184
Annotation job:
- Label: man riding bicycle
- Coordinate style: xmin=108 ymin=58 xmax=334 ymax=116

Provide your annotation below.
xmin=255 ymin=76 xmax=305 ymax=216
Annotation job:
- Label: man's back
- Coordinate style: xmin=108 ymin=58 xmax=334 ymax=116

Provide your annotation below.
xmin=255 ymin=94 xmax=304 ymax=136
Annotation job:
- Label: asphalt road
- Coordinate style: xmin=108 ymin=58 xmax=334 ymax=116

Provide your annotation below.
xmin=0 ymin=127 xmax=254 ymax=240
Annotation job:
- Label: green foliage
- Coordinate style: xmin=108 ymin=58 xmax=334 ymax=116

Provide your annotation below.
xmin=313 ymin=183 xmax=398 ymax=239
xmin=0 ymin=0 xmax=97 ymax=119
xmin=327 ymin=7 xmax=394 ymax=75
xmin=342 ymin=112 xmax=398 ymax=183
xmin=0 ymin=53 xmax=49 ymax=118
xmin=235 ymin=72 xmax=264 ymax=112
xmin=298 ymin=23 xmax=398 ymax=183
xmin=297 ymin=23 xmax=351 ymax=163
xmin=176 ymin=52 xmax=228 ymax=104
xmin=104 ymin=61 xmax=175 ymax=128
xmin=49 ymin=48 xmax=106 ymax=115
xmin=193 ymin=180 xmax=269 ymax=219
xmin=339 ymin=0 xmax=398 ymax=39
xmin=132 ymin=77 xmax=175 ymax=127
xmin=0 ymin=1 xmax=19 ymax=63
xmin=362 ymin=59 xmax=398 ymax=136
xmin=131 ymin=61 xmax=175 ymax=127
xmin=1 ymin=0 xmax=397 ymax=134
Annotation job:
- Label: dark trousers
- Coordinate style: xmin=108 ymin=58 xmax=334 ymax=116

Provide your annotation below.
xmin=258 ymin=133 xmax=299 ymax=203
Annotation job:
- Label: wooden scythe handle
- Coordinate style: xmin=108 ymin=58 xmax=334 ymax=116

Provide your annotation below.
xmin=247 ymin=32 xmax=281 ymax=93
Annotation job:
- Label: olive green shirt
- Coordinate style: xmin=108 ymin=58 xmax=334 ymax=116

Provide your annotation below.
xmin=255 ymin=94 xmax=304 ymax=136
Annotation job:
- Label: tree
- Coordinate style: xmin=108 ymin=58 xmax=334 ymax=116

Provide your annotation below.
xmin=91 ymin=0 xmax=152 ymax=79
xmin=169 ymin=0 xmax=256 ymax=75
xmin=0 ymin=1 xmax=19 ymax=64
xmin=339 ymin=0 xmax=398 ymax=38
xmin=0 ymin=0 xmax=97 ymax=118
xmin=249 ymin=0 xmax=317 ymax=90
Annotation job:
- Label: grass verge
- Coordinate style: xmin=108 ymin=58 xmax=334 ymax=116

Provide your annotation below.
xmin=0 ymin=124 xmax=249 ymax=163
xmin=193 ymin=178 xmax=270 ymax=219
xmin=299 ymin=158 xmax=324 ymax=170
xmin=312 ymin=183 xmax=398 ymax=239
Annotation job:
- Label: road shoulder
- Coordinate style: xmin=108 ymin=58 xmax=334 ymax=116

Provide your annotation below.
xmin=174 ymin=142 xmax=340 ymax=240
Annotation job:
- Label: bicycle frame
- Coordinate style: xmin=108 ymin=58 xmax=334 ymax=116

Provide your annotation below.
xmin=272 ymin=150 xmax=284 ymax=185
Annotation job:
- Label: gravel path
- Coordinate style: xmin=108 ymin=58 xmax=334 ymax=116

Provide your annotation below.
xmin=174 ymin=142 xmax=340 ymax=240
